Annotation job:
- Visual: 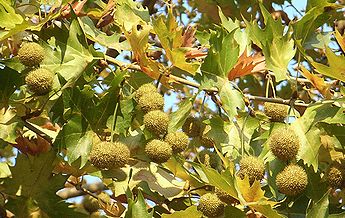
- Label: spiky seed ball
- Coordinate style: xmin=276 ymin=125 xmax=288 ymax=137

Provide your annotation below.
xmin=165 ymin=132 xmax=189 ymax=153
xmin=25 ymin=68 xmax=54 ymax=95
xmin=145 ymin=140 xmax=172 ymax=163
xmin=89 ymin=141 xmax=130 ymax=169
xmin=197 ymin=193 xmax=225 ymax=217
xmin=138 ymin=92 xmax=164 ymax=113
xmin=264 ymin=102 xmax=288 ymax=122
xmin=215 ymin=187 xmax=238 ymax=205
xmin=182 ymin=117 xmax=203 ymax=137
xmin=199 ymin=150 xmax=218 ymax=168
xmin=269 ymin=128 xmax=300 ymax=161
xmin=200 ymin=135 xmax=215 ymax=148
xmin=143 ymin=110 xmax=169 ymax=135
xmin=18 ymin=42 xmax=45 ymax=66
xmin=276 ymin=164 xmax=308 ymax=196
xmin=82 ymin=196 xmax=99 ymax=213
xmin=135 ymin=83 xmax=157 ymax=101
xmin=326 ymin=163 xmax=345 ymax=188
xmin=237 ymin=156 xmax=265 ymax=184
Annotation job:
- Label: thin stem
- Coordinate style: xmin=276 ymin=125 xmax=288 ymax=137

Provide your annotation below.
xmin=21 ymin=119 xmax=53 ymax=143
xmin=111 ymin=89 xmax=122 ymax=143
xmin=240 ymin=113 xmax=249 ymax=156
xmin=105 ymin=57 xmax=309 ymax=107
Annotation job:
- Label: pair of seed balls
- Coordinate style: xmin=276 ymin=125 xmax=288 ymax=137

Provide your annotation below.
xmin=144 ymin=131 xmax=190 ymax=163
xmin=18 ymin=42 xmax=54 ymax=95
xmin=136 ymin=84 xmax=169 ymax=135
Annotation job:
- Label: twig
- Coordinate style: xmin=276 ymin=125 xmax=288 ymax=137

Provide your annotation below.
xmin=105 ymin=57 xmax=309 ymax=107
xmin=21 ymin=119 xmax=53 ymax=143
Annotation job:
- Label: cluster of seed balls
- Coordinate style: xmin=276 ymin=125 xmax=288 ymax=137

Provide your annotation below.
xmin=17 ymin=42 xmax=54 ymax=95
xmin=181 ymin=116 xmax=221 ymax=168
xmin=264 ymin=102 xmax=308 ymax=196
xmin=135 ymin=83 xmax=190 ymax=163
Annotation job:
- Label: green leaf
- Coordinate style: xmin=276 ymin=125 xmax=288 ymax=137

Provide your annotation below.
xmin=79 ymin=16 xmax=129 ymax=52
xmin=0 ymin=0 xmax=24 ymax=29
xmin=41 ymin=18 xmax=97 ymax=82
xmin=218 ymin=7 xmax=248 ymax=55
xmin=292 ymin=120 xmax=322 ymax=172
xmin=224 ymin=205 xmax=246 ymax=218
xmin=245 ymin=4 xmax=295 ymax=81
xmin=312 ymin=47 xmax=345 ymax=82
xmin=262 ymin=34 xmax=296 ymax=82
xmin=306 ymin=190 xmax=330 ymax=218
xmin=203 ymin=117 xmax=230 ymax=146
xmin=113 ymin=98 xmax=135 ymax=135
xmin=162 ymin=206 xmax=202 ymax=218
xmin=0 ymin=108 xmax=21 ymax=144
xmin=300 ymin=99 xmax=345 ymax=131
xmin=250 ymin=204 xmax=284 ymax=218
xmin=168 ymin=98 xmax=193 ymax=133
xmin=218 ymin=79 xmax=244 ymax=120
xmin=4 ymin=152 xmax=83 ymax=217
xmin=0 ymin=63 xmax=23 ymax=108
xmin=201 ymin=29 xmax=239 ymax=78
xmin=55 ymin=114 xmax=92 ymax=168
xmin=195 ymin=163 xmax=238 ymax=199
xmin=125 ymin=190 xmax=153 ymax=218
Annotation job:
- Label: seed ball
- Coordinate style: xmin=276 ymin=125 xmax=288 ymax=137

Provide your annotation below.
xmin=145 ymin=139 xmax=172 ymax=163
xmin=215 ymin=187 xmax=238 ymax=205
xmin=182 ymin=117 xmax=204 ymax=137
xmin=134 ymin=83 xmax=157 ymax=101
xmin=276 ymin=164 xmax=308 ymax=196
xmin=143 ymin=110 xmax=169 ymax=135
xmin=89 ymin=141 xmax=130 ymax=169
xmin=269 ymin=128 xmax=300 ymax=161
xmin=200 ymin=135 xmax=215 ymax=148
xmin=326 ymin=162 xmax=345 ymax=188
xmin=25 ymin=68 xmax=54 ymax=95
xmin=199 ymin=150 xmax=218 ymax=168
xmin=138 ymin=92 xmax=164 ymax=113
xmin=164 ymin=132 xmax=189 ymax=153
xmin=18 ymin=42 xmax=45 ymax=66
xmin=197 ymin=193 xmax=225 ymax=217
xmin=237 ymin=156 xmax=265 ymax=184
xmin=82 ymin=196 xmax=99 ymax=213
xmin=264 ymin=102 xmax=288 ymax=122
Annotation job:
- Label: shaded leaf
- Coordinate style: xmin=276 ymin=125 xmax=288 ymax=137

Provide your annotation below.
xmin=218 ymin=79 xmax=244 ymax=120
xmin=306 ymin=190 xmax=330 ymax=218
xmin=168 ymin=98 xmax=193 ymax=133
xmin=125 ymin=190 xmax=153 ymax=218
xmin=55 ymin=114 xmax=92 ymax=168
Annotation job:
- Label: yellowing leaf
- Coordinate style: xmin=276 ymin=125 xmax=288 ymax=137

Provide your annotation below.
xmin=299 ymin=66 xmax=332 ymax=98
xmin=312 ymin=47 xmax=345 ymax=82
xmin=335 ymin=30 xmax=345 ymax=53
xmin=124 ymin=24 xmax=170 ymax=85
xmin=236 ymin=176 xmax=265 ymax=203
xmin=152 ymin=9 xmax=200 ymax=75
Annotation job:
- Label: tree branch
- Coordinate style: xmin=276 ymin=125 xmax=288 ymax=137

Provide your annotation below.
xmin=105 ymin=57 xmax=309 ymax=107
xmin=21 ymin=119 xmax=53 ymax=143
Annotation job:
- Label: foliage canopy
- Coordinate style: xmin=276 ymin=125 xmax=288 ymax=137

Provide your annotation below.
xmin=0 ymin=0 xmax=345 ymax=217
